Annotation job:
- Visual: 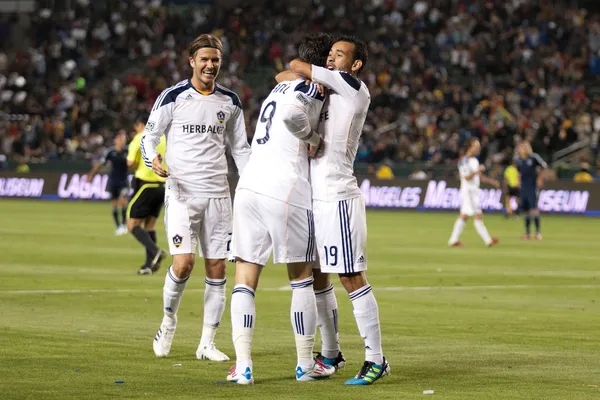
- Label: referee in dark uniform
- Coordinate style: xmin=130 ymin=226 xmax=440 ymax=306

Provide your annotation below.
xmin=126 ymin=119 xmax=168 ymax=275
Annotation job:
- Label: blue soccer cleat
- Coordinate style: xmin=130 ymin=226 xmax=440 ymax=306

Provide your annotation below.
xmin=344 ymin=357 xmax=390 ymax=385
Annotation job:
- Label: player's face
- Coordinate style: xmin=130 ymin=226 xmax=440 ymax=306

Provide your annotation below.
xmin=327 ymin=41 xmax=361 ymax=74
xmin=518 ymin=144 xmax=528 ymax=159
xmin=115 ymin=133 xmax=126 ymax=148
xmin=190 ymin=47 xmax=222 ymax=87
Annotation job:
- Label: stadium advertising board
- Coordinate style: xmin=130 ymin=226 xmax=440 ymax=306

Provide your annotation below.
xmin=0 ymin=172 xmax=598 ymax=215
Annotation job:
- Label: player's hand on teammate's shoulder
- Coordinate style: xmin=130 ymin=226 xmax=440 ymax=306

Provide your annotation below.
xmin=152 ymin=154 xmax=169 ymax=178
xmin=305 ymin=80 xmax=327 ymax=97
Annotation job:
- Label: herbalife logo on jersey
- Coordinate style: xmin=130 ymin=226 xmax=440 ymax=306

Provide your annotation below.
xmin=182 ymin=124 xmax=225 ymax=134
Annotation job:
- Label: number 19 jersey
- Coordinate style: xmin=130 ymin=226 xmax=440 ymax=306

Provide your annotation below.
xmin=236 ymin=79 xmax=325 ymax=209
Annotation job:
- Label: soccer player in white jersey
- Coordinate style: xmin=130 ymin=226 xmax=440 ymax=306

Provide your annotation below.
xmin=448 ymin=138 xmax=500 ymax=247
xmin=226 ymin=33 xmax=336 ymax=385
xmin=141 ymin=34 xmax=251 ymax=362
xmin=279 ymin=36 xmax=390 ymax=385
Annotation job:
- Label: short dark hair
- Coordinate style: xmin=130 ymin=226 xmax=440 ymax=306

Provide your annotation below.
xmin=335 ymin=35 xmax=368 ymax=74
xmin=187 ymin=34 xmax=223 ymax=58
xmin=298 ymin=33 xmax=334 ymax=67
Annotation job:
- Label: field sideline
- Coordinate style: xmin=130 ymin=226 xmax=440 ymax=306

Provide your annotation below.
xmin=0 ymin=200 xmax=599 ymax=399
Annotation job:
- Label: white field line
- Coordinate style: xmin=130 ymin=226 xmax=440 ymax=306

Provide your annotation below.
xmin=2 ymin=284 xmax=600 ymax=295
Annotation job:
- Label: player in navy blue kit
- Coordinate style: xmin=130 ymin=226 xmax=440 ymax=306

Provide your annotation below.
xmin=87 ymin=130 xmax=130 ymax=236
xmin=515 ymin=142 xmax=547 ymax=240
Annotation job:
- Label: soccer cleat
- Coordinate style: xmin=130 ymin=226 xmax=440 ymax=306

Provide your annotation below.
xmin=137 ymin=266 xmax=152 ymax=275
xmin=487 ymin=238 xmax=500 ymax=248
xmin=534 ymin=233 xmax=542 ymax=240
xmin=315 ymin=351 xmax=346 ymax=370
xmin=153 ymin=323 xmax=176 ymax=357
xmin=521 ymin=233 xmax=531 ymax=240
xmin=115 ymin=225 xmax=128 ymax=236
xmin=196 ymin=343 xmax=230 ymax=362
xmin=345 ymin=357 xmax=391 ymax=385
xmin=295 ymin=358 xmax=336 ymax=381
xmin=226 ymin=365 xmax=254 ymax=385
xmin=150 ymin=249 xmax=167 ymax=273
xmin=449 ymin=241 xmax=464 ymax=247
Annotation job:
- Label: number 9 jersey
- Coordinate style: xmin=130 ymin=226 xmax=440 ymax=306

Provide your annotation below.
xmin=236 ymin=79 xmax=325 ymax=210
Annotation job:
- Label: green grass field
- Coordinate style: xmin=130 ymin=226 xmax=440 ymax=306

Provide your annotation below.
xmin=0 ymin=200 xmax=599 ymax=399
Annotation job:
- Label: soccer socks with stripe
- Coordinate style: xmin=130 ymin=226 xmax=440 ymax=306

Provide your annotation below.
xmin=315 ymin=284 xmax=340 ymax=359
xmin=534 ymin=216 xmax=541 ymax=233
xmin=290 ymin=277 xmax=318 ymax=369
xmin=525 ymin=215 xmax=531 ymax=234
xmin=448 ymin=218 xmax=466 ymax=245
xmin=231 ymin=284 xmax=255 ymax=374
xmin=349 ymin=285 xmax=383 ymax=365
xmin=120 ymin=207 xmax=127 ymax=226
xmin=162 ymin=267 xmax=188 ymax=326
xmin=112 ymin=208 xmax=120 ymax=227
xmin=200 ymin=278 xmax=226 ymax=346
xmin=473 ymin=219 xmax=492 ymax=245
xmin=131 ymin=226 xmax=159 ymax=257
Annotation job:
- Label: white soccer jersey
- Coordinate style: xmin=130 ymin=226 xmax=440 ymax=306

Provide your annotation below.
xmin=236 ymin=79 xmax=325 ymax=209
xmin=141 ymin=79 xmax=251 ymax=198
xmin=310 ymin=66 xmax=371 ymax=201
xmin=458 ymin=156 xmax=480 ymax=191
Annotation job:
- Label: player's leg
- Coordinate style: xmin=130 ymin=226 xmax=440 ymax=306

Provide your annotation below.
xmin=127 ymin=183 xmax=165 ymax=274
xmin=504 ymin=187 xmax=513 ymax=217
xmin=227 ymin=190 xmax=271 ymax=385
xmin=470 ymin=194 xmax=498 ymax=247
xmin=532 ymin=207 xmax=542 ymax=240
xmin=153 ymin=192 xmax=199 ymax=358
xmin=110 ymin=193 xmax=121 ymax=234
xmin=449 ymin=190 xmax=471 ymax=246
xmin=311 ymin=206 xmax=344 ymax=369
xmin=118 ymin=188 xmax=128 ymax=233
xmin=521 ymin=193 xmax=532 ymax=239
xmin=195 ymin=197 xmax=232 ymax=361
xmin=315 ymin=197 xmax=389 ymax=385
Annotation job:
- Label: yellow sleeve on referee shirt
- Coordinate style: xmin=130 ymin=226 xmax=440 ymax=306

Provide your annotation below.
xmin=127 ymin=132 xmax=142 ymax=165
xmin=134 ymin=135 xmax=167 ymax=182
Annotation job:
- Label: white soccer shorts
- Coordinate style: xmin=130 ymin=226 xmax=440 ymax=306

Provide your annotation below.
xmin=460 ymin=189 xmax=482 ymax=216
xmin=164 ymin=183 xmax=232 ymax=259
xmin=231 ymin=189 xmax=316 ymax=266
xmin=312 ymin=196 xmax=367 ymax=274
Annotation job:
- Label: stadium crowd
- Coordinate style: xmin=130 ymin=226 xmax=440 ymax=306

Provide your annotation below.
xmin=0 ymin=0 xmax=599 ymax=176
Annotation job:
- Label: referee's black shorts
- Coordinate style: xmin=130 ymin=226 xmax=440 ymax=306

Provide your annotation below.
xmin=127 ymin=178 xmax=165 ymax=219
xmin=507 ymin=186 xmax=520 ymax=198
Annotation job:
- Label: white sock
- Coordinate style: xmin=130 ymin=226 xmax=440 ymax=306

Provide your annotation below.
xmin=231 ymin=284 xmax=255 ymax=374
xmin=474 ymin=219 xmax=492 ymax=245
xmin=448 ymin=218 xmax=466 ymax=245
xmin=349 ymin=285 xmax=383 ymax=365
xmin=200 ymin=277 xmax=226 ymax=347
xmin=315 ymin=284 xmax=340 ymax=359
xmin=162 ymin=266 xmax=188 ymax=326
xmin=290 ymin=276 xmax=318 ymax=369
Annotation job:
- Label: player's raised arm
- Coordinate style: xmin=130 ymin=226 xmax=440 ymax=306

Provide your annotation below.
xmin=532 ymin=152 xmax=548 ymax=187
xmin=141 ymin=90 xmax=174 ymax=177
xmin=225 ymin=101 xmax=251 ymax=175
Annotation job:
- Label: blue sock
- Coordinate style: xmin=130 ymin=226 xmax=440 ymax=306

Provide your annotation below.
xmin=112 ymin=208 xmax=119 ymax=227
xmin=534 ymin=216 xmax=540 ymax=233
xmin=524 ymin=215 xmax=531 ymax=235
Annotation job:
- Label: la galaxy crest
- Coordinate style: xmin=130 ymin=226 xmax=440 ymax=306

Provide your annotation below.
xmin=216 ymin=110 xmax=226 ymax=124
xmin=172 ymin=234 xmax=183 ymax=248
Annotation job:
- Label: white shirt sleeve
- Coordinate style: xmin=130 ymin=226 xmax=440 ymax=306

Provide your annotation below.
xmin=468 ymin=158 xmax=479 ymax=173
xmin=281 ymin=82 xmax=325 ymax=143
xmin=141 ymin=97 xmax=174 ymax=168
xmin=226 ymin=105 xmax=251 ymax=175
xmin=311 ymin=65 xmax=361 ymax=97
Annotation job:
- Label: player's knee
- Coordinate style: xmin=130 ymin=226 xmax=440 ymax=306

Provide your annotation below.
xmin=172 ymin=255 xmax=195 ymax=278
xmin=312 ymin=269 xmax=330 ymax=290
xmin=127 ymin=218 xmax=141 ymax=232
xmin=339 ymin=271 xmax=368 ymax=292
xmin=205 ymin=258 xmax=226 ymax=279
xmin=287 ymin=262 xmax=313 ymax=282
